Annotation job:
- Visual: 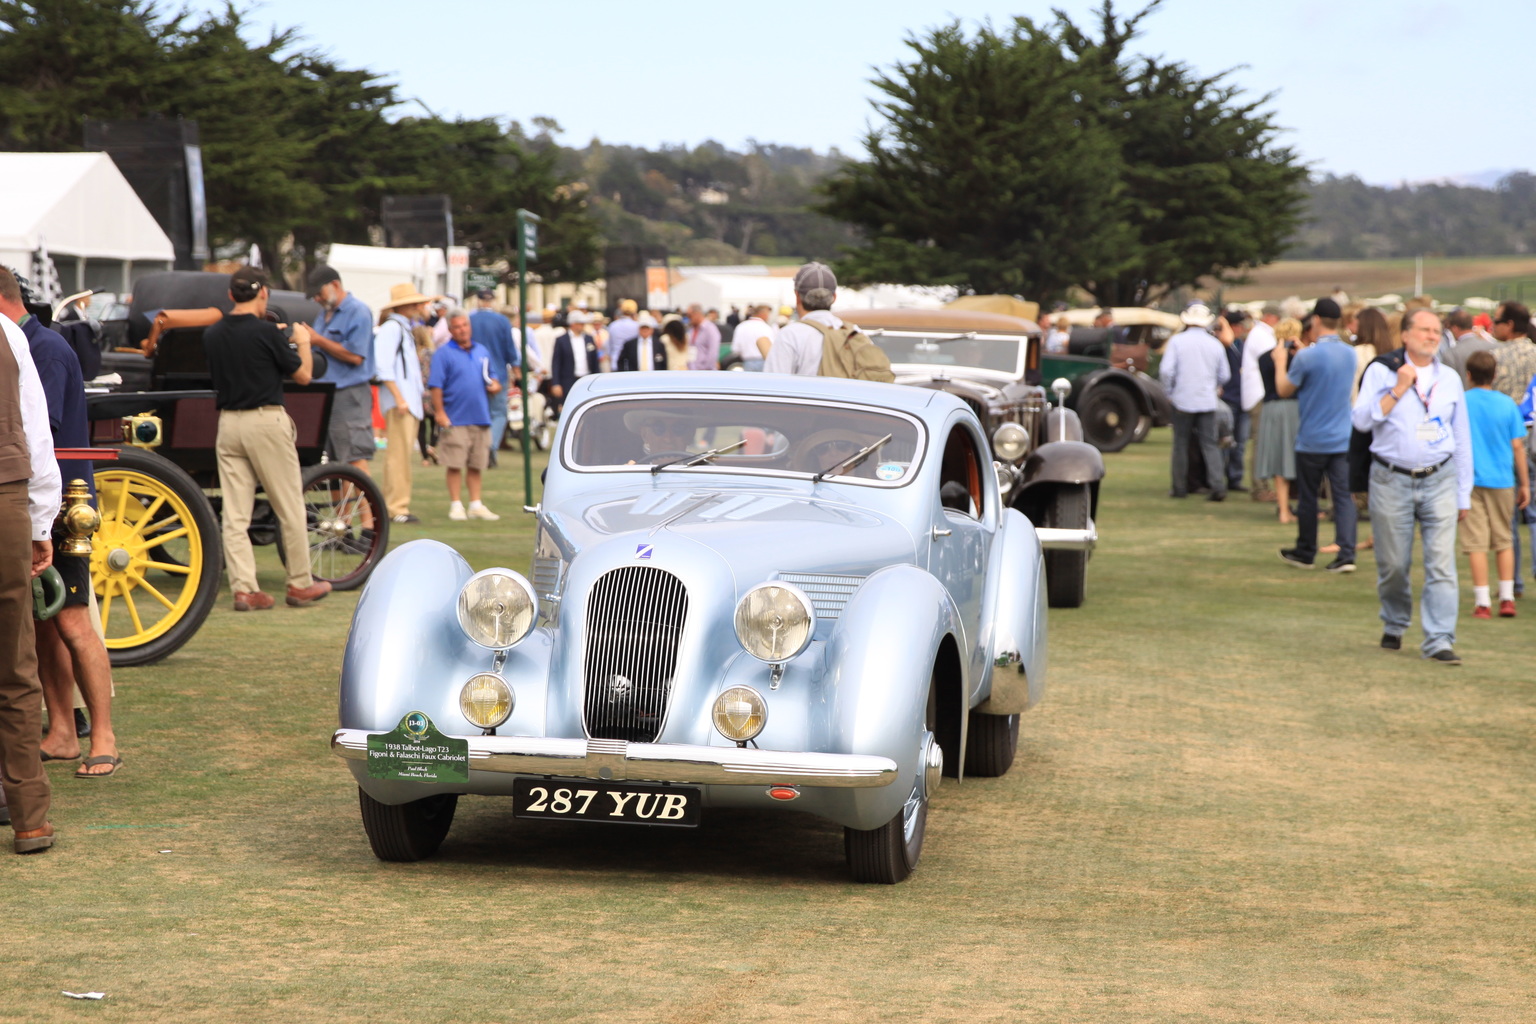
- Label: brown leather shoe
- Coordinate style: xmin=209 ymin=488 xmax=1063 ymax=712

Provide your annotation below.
xmin=15 ymin=823 xmax=55 ymax=854
xmin=233 ymin=591 xmax=274 ymax=612
xmin=286 ymin=580 xmax=333 ymax=607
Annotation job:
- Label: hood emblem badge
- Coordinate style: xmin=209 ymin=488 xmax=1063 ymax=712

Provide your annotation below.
xmin=635 ymin=544 xmax=653 ymax=560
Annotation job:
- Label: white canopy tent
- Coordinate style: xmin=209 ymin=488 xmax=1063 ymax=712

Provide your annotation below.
xmin=325 ymin=242 xmax=450 ymax=319
xmin=668 ymin=272 xmax=797 ymax=314
xmin=0 ymin=152 xmax=174 ymax=296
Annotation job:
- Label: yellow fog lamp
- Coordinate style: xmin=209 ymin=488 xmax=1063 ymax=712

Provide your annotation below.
xmin=457 ymin=569 xmax=537 ymax=649
xmin=733 ymin=583 xmax=814 ymax=663
xmin=459 ymin=672 xmax=515 ymax=731
xmin=712 ymin=685 xmax=767 ymax=745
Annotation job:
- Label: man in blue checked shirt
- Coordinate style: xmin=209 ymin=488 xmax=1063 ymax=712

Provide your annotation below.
xmin=1352 ymin=308 xmax=1474 ymax=664
xmin=306 ymin=265 xmax=377 ymax=473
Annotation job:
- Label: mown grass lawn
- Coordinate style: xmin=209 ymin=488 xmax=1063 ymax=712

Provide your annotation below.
xmin=4 ymin=432 xmax=1533 ymax=1023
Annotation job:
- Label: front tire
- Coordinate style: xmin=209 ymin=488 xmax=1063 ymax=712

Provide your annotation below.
xmin=963 ymin=709 xmax=1019 ymax=777
xmin=845 ymin=675 xmax=937 ymax=884
xmin=1079 ymin=385 xmax=1139 ymax=453
xmin=1044 ymin=484 xmax=1089 ymax=608
xmin=358 ymin=788 xmax=457 ymax=862
xmin=277 ymin=463 xmax=390 ymax=590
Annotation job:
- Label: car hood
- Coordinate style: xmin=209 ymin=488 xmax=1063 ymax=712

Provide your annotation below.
xmin=541 ymin=482 xmax=919 ymax=582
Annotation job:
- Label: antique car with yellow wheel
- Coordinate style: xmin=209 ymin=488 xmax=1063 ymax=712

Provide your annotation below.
xmin=79 ymin=271 xmax=391 ymax=665
xmin=332 ymin=372 xmax=1050 ymax=883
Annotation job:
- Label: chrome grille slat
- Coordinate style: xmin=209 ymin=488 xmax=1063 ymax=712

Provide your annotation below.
xmin=776 ymin=572 xmax=866 ymax=621
xmin=582 ymin=566 xmax=688 ymax=742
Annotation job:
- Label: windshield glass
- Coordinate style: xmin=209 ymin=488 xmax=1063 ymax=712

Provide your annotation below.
xmin=869 ymin=333 xmax=1026 ymax=374
xmin=565 ymin=396 xmax=925 ymax=485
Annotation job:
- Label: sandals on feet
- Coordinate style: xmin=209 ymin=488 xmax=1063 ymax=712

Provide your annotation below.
xmin=75 ymin=755 xmax=122 ymax=779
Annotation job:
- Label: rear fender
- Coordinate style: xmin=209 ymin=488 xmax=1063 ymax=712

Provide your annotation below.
xmin=814 ymin=564 xmax=967 ymax=830
xmin=977 ymin=509 xmax=1048 ymax=713
xmin=1075 ymin=367 xmax=1151 ymax=415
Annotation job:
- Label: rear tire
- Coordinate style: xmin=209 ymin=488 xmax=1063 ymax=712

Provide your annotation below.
xmin=1044 ymin=484 xmax=1089 ymax=608
xmin=277 ymin=463 xmax=389 ymax=591
xmin=963 ymin=710 xmax=1019 ymax=777
xmin=1079 ymin=385 xmax=1138 ymax=453
xmin=358 ymin=788 xmax=457 ymax=862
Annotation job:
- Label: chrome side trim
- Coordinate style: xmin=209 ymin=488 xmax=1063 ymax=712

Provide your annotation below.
xmin=332 ymin=731 xmax=898 ymax=788
xmin=1035 ymin=517 xmax=1097 ymax=551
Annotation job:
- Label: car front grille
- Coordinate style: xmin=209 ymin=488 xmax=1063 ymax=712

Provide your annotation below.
xmin=582 ymin=566 xmax=689 ymax=742
xmin=776 ymin=572 xmax=866 ymax=621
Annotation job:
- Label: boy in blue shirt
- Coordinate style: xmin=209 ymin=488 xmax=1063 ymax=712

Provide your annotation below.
xmin=1461 ymin=350 xmax=1530 ymax=617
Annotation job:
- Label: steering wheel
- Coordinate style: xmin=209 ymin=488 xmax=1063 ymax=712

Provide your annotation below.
xmin=792 ymin=429 xmax=873 ymax=475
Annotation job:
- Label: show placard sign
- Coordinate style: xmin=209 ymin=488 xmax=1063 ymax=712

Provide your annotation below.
xmin=366 ymin=711 xmax=469 ymax=783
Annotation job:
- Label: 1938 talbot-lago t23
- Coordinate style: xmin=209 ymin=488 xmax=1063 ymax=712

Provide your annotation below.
xmin=332 ymin=372 xmax=1049 ymax=883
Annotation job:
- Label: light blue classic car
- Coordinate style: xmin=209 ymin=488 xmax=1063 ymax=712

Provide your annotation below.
xmin=331 ymin=371 xmax=1050 ymax=883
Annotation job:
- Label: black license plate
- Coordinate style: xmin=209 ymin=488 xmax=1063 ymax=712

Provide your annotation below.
xmin=512 ymin=778 xmax=701 ymax=827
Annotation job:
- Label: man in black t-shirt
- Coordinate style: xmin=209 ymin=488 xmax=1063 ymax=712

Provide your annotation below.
xmin=204 ymin=266 xmax=331 ymax=611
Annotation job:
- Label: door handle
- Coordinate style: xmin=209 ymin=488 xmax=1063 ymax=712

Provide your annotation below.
xmin=931 ymin=526 xmax=952 ymax=539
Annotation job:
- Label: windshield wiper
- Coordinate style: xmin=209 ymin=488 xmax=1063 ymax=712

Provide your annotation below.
xmin=650 ymin=438 xmax=748 ymax=475
xmin=813 ymin=433 xmax=893 ymax=483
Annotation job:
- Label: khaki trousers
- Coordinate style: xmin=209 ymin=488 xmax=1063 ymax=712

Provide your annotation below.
xmin=383 ymin=407 xmax=418 ymax=517
xmin=0 ymin=481 xmax=50 ymax=832
xmin=216 ymin=407 xmax=312 ymax=594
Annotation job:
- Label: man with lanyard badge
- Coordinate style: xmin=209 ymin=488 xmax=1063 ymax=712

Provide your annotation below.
xmin=1352 ymin=308 xmax=1473 ymax=663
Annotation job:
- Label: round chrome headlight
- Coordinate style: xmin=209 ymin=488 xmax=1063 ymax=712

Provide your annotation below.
xmin=992 ymin=422 xmax=1029 ymax=461
xmin=459 ymin=673 xmax=515 ymax=730
xmin=733 ymin=583 xmax=814 ymax=663
xmin=456 ymin=569 xmax=537 ymax=649
xmin=712 ymin=685 xmax=767 ymax=743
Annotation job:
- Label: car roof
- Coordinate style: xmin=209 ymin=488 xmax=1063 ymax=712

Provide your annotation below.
xmin=840 ymin=307 xmax=1039 ymax=334
xmin=577 ymin=369 xmax=956 ymax=418
xmin=1058 ymin=306 xmax=1184 ymax=329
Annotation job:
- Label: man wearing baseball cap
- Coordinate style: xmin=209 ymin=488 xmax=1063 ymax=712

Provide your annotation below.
xmin=306 ymin=265 xmax=376 ymax=474
xmin=764 ymin=262 xmax=841 ymax=375
xmin=1274 ymin=297 xmax=1359 ymax=572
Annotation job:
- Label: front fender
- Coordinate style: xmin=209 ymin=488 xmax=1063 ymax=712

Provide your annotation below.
xmin=815 ymin=564 xmax=966 ymax=830
xmin=1073 ymin=366 xmax=1150 ymax=416
xmin=977 ymin=509 xmax=1047 ymax=714
xmin=1019 ymin=439 xmax=1105 ymax=490
xmin=340 ymin=540 xmax=555 ymax=803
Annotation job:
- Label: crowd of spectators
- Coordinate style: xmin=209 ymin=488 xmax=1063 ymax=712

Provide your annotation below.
xmin=1163 ymin=293 xmax=1536 ymax=664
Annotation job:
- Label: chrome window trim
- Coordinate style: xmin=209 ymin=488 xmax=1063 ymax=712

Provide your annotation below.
xmin=561 ymin=392 xmax=930 ymax=490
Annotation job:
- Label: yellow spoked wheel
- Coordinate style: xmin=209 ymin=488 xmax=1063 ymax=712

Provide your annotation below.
xmin=93 ymin=447 xmax=223 ymax=667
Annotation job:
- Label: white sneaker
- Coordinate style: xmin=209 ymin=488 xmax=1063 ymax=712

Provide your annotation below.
xmin=467 ymin=502 xmax=500 ymax=521
xmin=448 ymin=502 xmax=468 ymax=521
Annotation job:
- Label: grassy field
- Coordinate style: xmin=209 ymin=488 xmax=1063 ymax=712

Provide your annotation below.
xmin=1219 ymin=256 xmax=1536 ymax=307
xmin=4 ymin=433 xmax=1534 ymax=1022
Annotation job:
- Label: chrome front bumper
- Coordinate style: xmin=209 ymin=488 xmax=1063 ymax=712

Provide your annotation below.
xmin=1035 ymin=517 xmax=1097 ymax=551
xmin=331 ymin=730 xmax=899 ymax=788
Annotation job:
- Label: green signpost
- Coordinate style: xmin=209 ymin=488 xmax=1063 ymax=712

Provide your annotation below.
xmin=464 ymin=267 xmax=499 ymax=295
xmin=516 ymin=209 xmax=541 ymax=509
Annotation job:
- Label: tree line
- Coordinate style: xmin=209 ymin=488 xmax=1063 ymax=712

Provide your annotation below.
xmin=5 ymin=1 xmax=1515 ymax=306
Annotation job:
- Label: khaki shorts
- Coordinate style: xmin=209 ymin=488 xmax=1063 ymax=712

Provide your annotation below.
xmin=1462 ymin=486 xmax=1515 ymax=553
xmin=437 ymin=424 xmax=491 ymax=471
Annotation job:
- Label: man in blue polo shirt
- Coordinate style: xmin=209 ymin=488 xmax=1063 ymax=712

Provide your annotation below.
xmin=428 ymin=310 xmax=500 ymax=521
xmin=306 ymin=265 xmax=376 ymax=472
xmin=468 ymin=290 xmax=519 ymax=466
xmin=1275 ymin=297 xmax=1360 ymax=572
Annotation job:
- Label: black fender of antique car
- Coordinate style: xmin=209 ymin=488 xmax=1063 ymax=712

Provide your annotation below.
xmin=1015 ymin=439 xmax=1105 ymax=519
xmin=1069 ymin=365 xmax=1154 ymax=419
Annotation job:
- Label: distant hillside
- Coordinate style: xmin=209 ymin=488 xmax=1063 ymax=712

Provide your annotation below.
xmin=1288 ymin=173 xmax=1536 ymax=259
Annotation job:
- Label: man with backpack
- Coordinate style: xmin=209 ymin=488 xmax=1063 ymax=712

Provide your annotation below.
xmin=763 ymin=263 xmax=893 ymax=382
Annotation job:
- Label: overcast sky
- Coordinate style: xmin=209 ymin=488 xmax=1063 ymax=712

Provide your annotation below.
xmin=202 ymin=0 xmax=1532 ymax=186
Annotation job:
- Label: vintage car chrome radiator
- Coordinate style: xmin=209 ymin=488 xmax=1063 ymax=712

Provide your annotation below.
xmin=582 ymin=566 xmax=689 ymax=742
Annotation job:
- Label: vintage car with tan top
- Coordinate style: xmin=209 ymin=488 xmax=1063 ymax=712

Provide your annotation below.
xmin=841 ymin=308 xmax=1101 ymax=608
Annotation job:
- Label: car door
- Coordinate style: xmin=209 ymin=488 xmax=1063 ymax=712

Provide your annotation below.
xmin=925 ymin=420 xmax=995 ymax=685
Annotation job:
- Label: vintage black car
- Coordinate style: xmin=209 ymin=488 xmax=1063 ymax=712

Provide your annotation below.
xmin=842 ymin=308 xmax=1102 ymax=608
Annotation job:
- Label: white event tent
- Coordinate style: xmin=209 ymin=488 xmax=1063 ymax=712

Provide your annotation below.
xmin=0 ymin=152 xmax=174 ymax=295
xmin=325 ymin=242 xmax=450 ymax=317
